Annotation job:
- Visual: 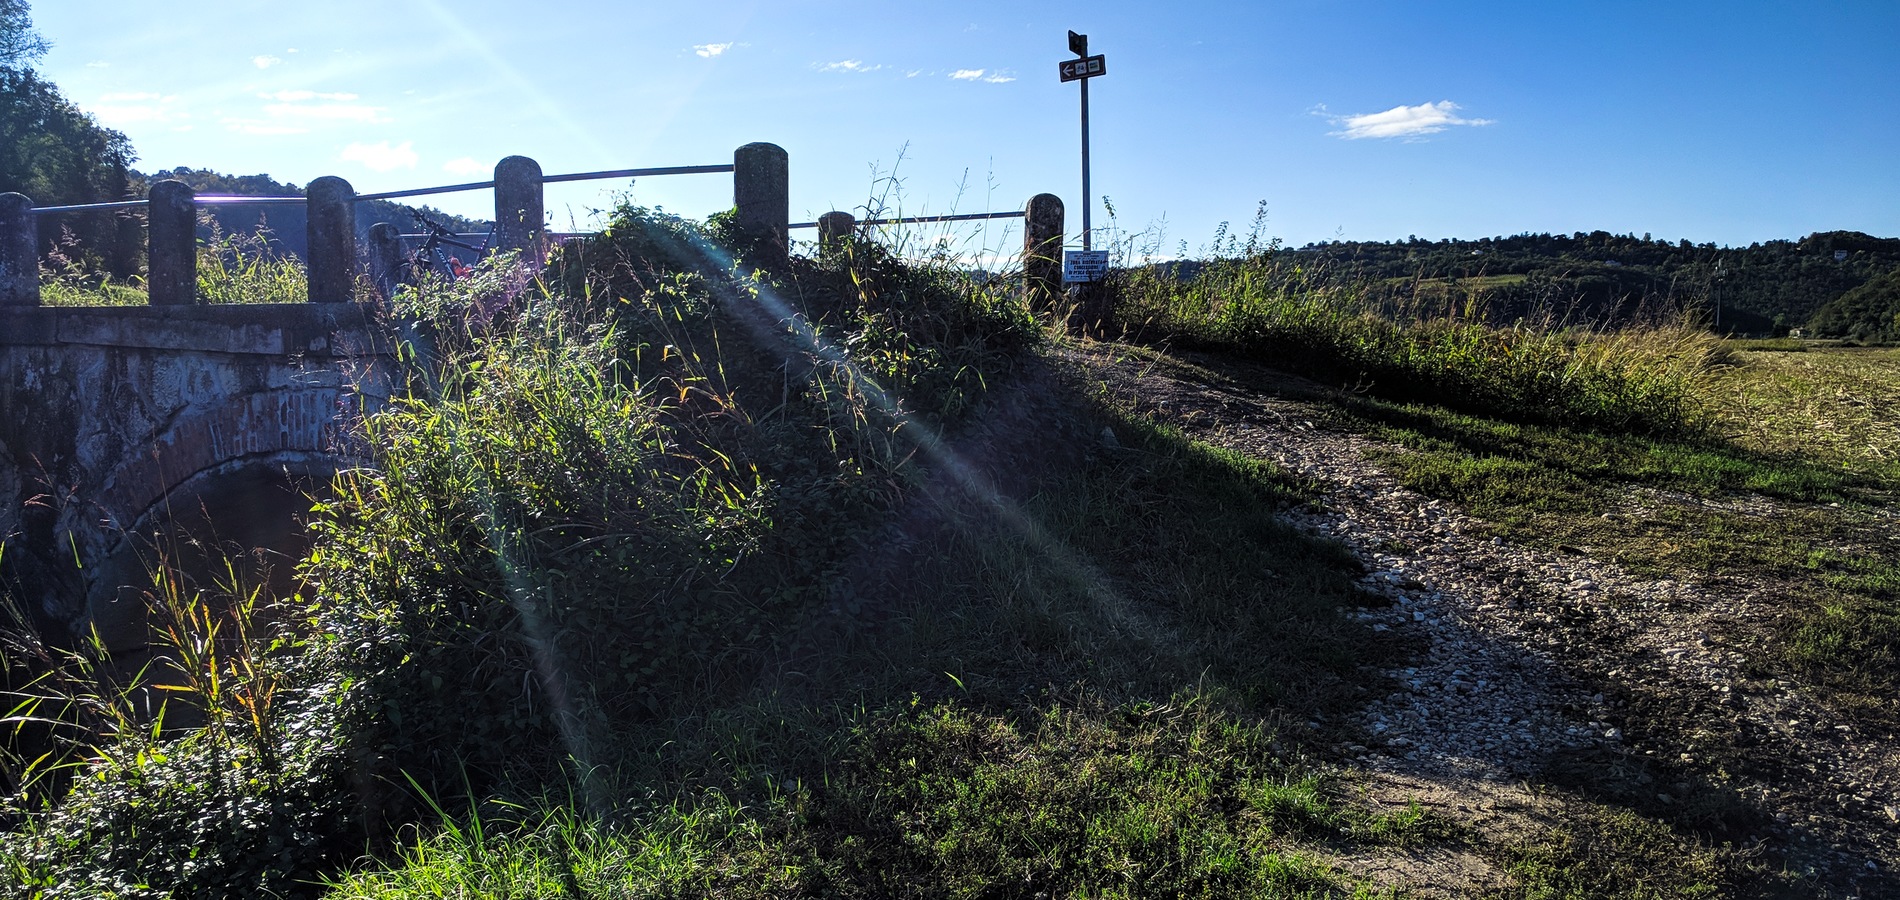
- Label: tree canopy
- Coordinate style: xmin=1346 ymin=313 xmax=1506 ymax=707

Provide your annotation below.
xmin=0 ymin=0 xmax=48 ymax=69
xmin=1807 ymin=267 xmax=1900 ymax=341
xmin=0 ymin=66 xmax=136 ymax=273
xmin=0 ymin=2 xmax=139 ymax=275
xmin=1200 ymin=230 xmax=1900 ymax=336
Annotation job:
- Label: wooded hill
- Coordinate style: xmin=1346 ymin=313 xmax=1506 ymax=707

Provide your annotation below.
xmin=129 ymin=167 xmax=490 ymax=262
xmin=1269 ymin=230 xmax=1900 ymax=337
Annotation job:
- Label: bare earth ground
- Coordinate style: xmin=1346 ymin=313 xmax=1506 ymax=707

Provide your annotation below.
xmin=1074 ymin=344 xmax=1898 ymax=899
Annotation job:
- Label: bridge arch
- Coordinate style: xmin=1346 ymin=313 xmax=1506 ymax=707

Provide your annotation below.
xmin=85 ymin=389 xmax=369 ymax=651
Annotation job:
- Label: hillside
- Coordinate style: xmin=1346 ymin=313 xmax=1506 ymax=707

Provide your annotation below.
xmin=1808 ymin=268 xmax=1900 ymax=342
xmin=1192 ymin=229 xmax=1900 ymax=338
xmin=128 ymin=167 xmax=490 ymax=261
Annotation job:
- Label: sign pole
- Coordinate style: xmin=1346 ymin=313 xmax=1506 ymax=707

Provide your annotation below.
xmin=1080 ymin=73 xmax=1091 ymax=253
xmin=1057 ymin=31 xmax=1109 ymax=287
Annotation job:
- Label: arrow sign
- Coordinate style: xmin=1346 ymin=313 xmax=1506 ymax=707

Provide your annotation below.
xmin=1059 ymin=54 xmax=1107 ymax=82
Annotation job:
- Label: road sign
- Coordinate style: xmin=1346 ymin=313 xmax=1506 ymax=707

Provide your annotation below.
xmin=1069 ymin=30 xmax=1089 ymax=57
xmin=1059 ymin=54 xmax=1107 ymax=82
xmin=1063 ymin=249 xmax=1110 ymax=283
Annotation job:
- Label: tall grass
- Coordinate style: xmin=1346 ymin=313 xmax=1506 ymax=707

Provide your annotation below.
xmin=194 ymin=223 xmax=308 ymax=304
xmin=0 ymin=556 xmax=352 ymax=898
xmin=1110 ymin=254 xmax=1729 ymax=436
xmin=40 ymin=220 xmax=313 ymax=306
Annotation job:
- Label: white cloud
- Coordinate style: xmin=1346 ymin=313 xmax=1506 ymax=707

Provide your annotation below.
xmin=340 ymin=140 xmax=419 ymax=172
xmin=817 ymin=59 xmax=881 ymax=73
xmin=233 ymin=91 xmax=388 ymax=130
xmin=694 ymin=42 xmax=733 ymax=58
xmin=252 ymin=55 xmax=282 ymax=69
xmin=90 ymin=93 xmax=187 ymax=126
xmin=950 ymin=69 xmax=1014 ymax=83
xmin=1328 ymin=100 xmax=1494 ymax=140
xmin=262 ymin=102 xmax=387 ymax=123
xmin=223 ymin=119 xmax=308 ymax=136
xmin=258 ymin=90 xmax=359 ymax=102
xmin=85 ymin=60 xmax=109 ymax=68
xmin=443 ymin=157 xmax=486 ymax=176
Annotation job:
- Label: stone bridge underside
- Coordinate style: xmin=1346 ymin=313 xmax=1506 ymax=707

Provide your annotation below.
xmin=0 ymin=303 xmax=395 ymax=651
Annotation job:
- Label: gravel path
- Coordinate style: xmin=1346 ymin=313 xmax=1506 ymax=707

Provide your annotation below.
xmin=1079 ymin=345 xmax=1899 ymax=898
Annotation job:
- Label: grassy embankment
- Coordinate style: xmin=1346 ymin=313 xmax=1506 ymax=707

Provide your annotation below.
xmin=7 ymin=214 xmax=1887 ymax=897
xmin=4 ymin=210 xmax=1439 ymax=899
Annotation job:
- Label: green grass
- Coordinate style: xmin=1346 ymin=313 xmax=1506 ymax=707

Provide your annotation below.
xmin=40 ymin=227 xmax=314 ymax=306
xmin=324 ymin=700 xmax=1434 ymax=900
xmin=1109 ymin=255 xmax=1724 ymax=436
xmin=1263 ymin=339 xmax=1900 ymax=719
xmin=39 ymin=278 xmax=147 ymax=306
xmin=1705 ymin=345 xmax=1900 ymax=482
xmin=1725 ymin=337 xmax=1807 ymax=353
xmin=1491 ymin=806 xmax=1785 ymax=900
xmin=309 ymin=398 xmax=1427 ymax=898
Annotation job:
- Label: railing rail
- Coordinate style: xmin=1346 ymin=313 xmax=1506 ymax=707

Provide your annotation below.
xmin=3 ymin=147 xmax=784 ymax=307
xmin=355 ymin=163 xmax=737 ymax=203
xmin=790 ymin=210 xmax=1026 ymax=230
xmin=1 ymin=144 xmax=1068 ymax=311
xmin=30 ymin=199 xmax=150 ymax=214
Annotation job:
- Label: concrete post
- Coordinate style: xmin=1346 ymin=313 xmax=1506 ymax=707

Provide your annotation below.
xmin=817 ymin=211 xmax=856 ymax=256
xmin=307 ymin=176 xmax=356 ymax=303
xmin=0 ymin=193 xmax=38 ymax=306
xmin=1023 ymin=193 xmax=1064 ymax=313
xmin=733 ymin=142 xmax=788 ymax=263
xmin=367 ymin=222 xmax=407 ymax=300
xmin=494 ymin=155 xmax=545 ymax=264
xmin=148 ymin=180 xmax=197 ymax=306
xmin=110 ymin=203 xmax=142 ymax=282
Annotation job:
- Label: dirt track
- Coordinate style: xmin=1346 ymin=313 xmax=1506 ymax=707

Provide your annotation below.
xmin=1078 ymin=344 xmax=1897 ymax=899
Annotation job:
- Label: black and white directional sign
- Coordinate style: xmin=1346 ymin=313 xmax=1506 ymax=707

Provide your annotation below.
xmin=1059 ymin=54 xmax=1107 ymax=82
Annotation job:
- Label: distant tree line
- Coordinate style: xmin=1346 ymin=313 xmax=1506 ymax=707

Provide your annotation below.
xmin=1262 ymin=230 xmax=1900 ymax=337
xmin=133 ymin=167 xmax=489 ymax=262
xmin=0 ymin=63 xmax=138 ymax=277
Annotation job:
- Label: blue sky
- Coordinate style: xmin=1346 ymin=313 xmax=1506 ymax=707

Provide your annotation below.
xmin=30 ymin=0 xmax=1900 ymax=252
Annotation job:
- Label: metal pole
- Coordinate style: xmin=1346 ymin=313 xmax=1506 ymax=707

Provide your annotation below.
xmin=1080 ymin=75 xmax=1092 ymax=253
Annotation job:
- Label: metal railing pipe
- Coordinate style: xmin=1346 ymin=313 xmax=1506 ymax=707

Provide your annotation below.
xmin=790 ymin=210 xmax=1026 ymax=229
xmin=31 ymin=199 xmax=149 ymax=214
xmin=543 ymin=164 xmax=734 ymax=184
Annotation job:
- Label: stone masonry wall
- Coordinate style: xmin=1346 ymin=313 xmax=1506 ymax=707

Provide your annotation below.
xmin=0 ymin=303 xmax=395 ymax=647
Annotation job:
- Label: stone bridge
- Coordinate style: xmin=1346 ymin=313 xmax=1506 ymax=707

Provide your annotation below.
xmin=0 ymin=146 xmax=795 ymax=652
xmin=0 ymin=143 xmax=1070 ymax=653
xmin=0 ymin=303 xmax=394 ymax=650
